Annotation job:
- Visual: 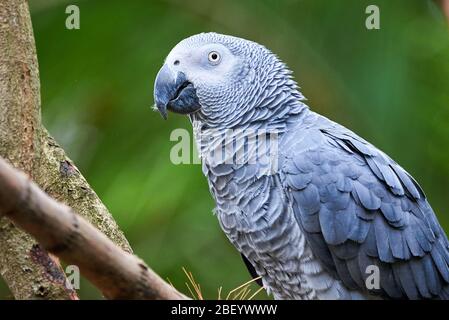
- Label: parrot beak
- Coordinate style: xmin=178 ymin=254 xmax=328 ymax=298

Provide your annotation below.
xmin=153 ymin=64 xmax=201 ymax=120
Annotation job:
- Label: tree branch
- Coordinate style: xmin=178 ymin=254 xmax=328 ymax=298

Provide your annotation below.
xmin=0 ymin=156 xmax=187 ymax=300
xmin=0 ymin=0 xmax=77 ymax=299
xmin=0 ymin=0 xmax=130 ymax=299
xmin=36 ymin=129 xmax=132 ymax=253
xmin=442 ymin=0 xmax=449 ymax=23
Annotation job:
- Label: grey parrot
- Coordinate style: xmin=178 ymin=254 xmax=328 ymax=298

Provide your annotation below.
xmin=153 ymin=32 xmax=449 ymax=300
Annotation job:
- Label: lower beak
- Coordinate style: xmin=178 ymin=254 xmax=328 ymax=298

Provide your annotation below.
xmin=153 ymin=64 xmax=201 ymax=119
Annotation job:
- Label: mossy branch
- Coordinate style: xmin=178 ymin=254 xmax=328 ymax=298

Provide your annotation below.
xmin=0 ymin=0 xmax=130 ymax=299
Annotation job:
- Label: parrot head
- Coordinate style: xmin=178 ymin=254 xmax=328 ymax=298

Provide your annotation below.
xmin=153 ymin=32 xmax=303 ymax=126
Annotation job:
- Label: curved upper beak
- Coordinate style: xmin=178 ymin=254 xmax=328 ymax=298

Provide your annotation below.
xmin=153 ymin=64 xmax=201 ymax=120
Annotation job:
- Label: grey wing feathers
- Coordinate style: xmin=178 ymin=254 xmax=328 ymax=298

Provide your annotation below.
xmin=282 ymin=121 xmax=449 ymax=299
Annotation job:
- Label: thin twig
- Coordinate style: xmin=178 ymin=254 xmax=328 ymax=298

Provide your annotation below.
xmin=440 ymin=0 xmax=449 ymax=23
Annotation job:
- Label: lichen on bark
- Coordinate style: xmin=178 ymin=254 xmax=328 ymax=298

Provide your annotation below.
xmin=37 ymin=130 xmax=132 ymax=253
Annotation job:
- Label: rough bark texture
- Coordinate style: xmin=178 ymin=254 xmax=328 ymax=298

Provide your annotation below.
xmin=0 ymin=0 xmax=131 ymax=299
xmin=0 ymin=157 xmax=187 ymax=300
xmin=37 ymin=129 xmax=132 ymax=253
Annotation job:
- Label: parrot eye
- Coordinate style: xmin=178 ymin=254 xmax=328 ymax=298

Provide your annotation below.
xmin=208 ymin=51 xmax=221 ymax=64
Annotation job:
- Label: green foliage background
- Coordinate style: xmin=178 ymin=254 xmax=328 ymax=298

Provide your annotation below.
xmin=1 ymin=0 xmax=448 ymax=299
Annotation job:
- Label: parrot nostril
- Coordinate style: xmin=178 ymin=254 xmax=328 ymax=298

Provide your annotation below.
xmin=174 ymin=60 xmax=180 ymax=66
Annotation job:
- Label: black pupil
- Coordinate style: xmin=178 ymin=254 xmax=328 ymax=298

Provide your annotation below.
xmin=211 ymin=53 xmax=218 ymax=60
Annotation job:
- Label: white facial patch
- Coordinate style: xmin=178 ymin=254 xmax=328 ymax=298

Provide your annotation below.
xmin=165 ymin=41 xmax=240 ymax=88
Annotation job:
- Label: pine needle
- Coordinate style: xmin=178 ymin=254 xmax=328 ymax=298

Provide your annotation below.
xmin=240 ymin=287 xmax=252 ymax=300
xmin=230 ymin=286 xmax=247 ymax=300
xmin=166 ymin=277 xmax=174 ymax=288
xmin=185 ymin=282 xmax=197 ymax=300
xmin=248 ymin=285 xmax=266 ymax=300
xmin=182 ymin=267 xmax=204 ymax=300
xmin=181 ymin=267 xmax=265 ymax=300
xmin=226 ymin=276 xmax=262 ymax=300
